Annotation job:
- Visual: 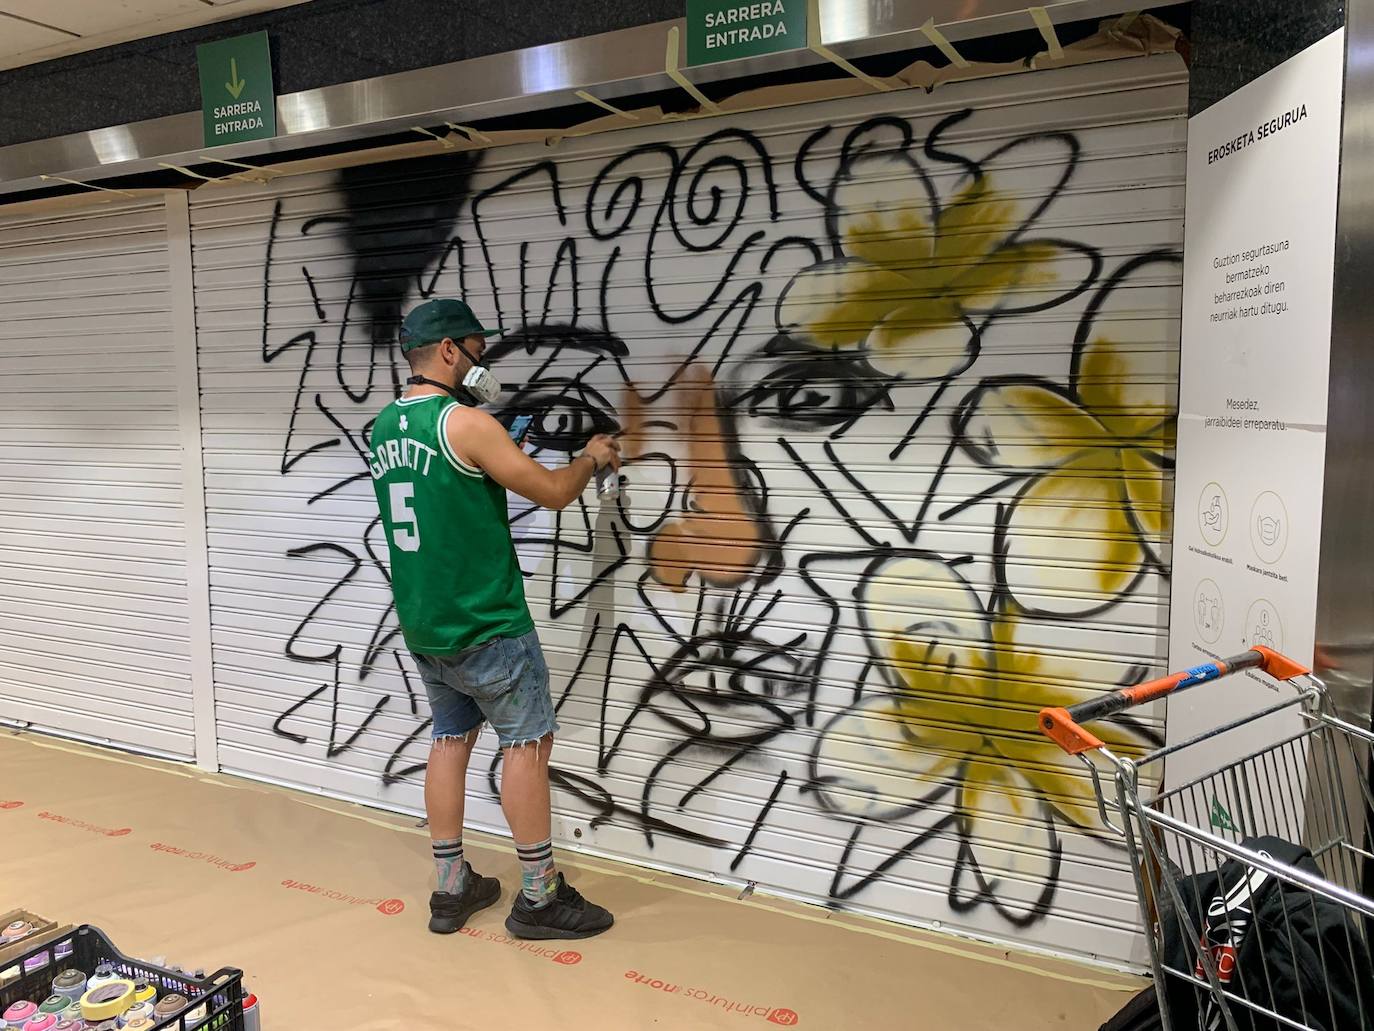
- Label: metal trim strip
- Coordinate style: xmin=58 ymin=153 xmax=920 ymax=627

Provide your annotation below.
xmin=0 ymin=0 xmax=1161 ymax=198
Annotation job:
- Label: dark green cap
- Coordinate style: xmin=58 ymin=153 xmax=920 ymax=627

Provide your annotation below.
xmin=398 ymin=298 xmax=498 ymax=353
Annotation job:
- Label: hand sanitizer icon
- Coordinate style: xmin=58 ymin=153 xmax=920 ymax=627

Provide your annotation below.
xmin=1202 ymin=496 xmax=1223 ymax=529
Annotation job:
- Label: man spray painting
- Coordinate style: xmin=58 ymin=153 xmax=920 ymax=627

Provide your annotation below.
xmin=368 ymin=298 xmax=621 ymax=938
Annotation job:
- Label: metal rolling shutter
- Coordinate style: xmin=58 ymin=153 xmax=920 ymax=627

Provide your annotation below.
xmin=0 ymin=199 xmax=197 ymax=759
xmin=189 ymin=54 xmax=1186 ymax=964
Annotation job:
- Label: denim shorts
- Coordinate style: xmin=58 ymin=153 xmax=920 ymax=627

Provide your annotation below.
xmin=412 ymin=629 xmax=558 ymax=748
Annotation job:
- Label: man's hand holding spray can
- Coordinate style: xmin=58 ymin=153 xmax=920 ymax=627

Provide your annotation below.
xmin=507 ymin=415 xmax=621 ymax=501
xmin=583 ymin=432 xmax=622 ymax=501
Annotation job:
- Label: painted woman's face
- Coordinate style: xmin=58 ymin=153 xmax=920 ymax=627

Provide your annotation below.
xmin=258 ymin=91 xmax=1177 ymax=940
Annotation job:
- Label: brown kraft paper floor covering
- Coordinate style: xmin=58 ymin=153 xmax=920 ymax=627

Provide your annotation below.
xmin=0 ymin=732 xmax=1144 ymax=1029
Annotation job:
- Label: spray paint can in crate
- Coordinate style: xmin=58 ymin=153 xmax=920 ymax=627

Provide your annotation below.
xmin=37 ymin=996 xmax=68 ymax=1016
xmin=3 ymin=1000 xmax=38 ymax=1026
xmin=86 ymin=964 xmax=117 ymax=990
xmin=51 ymin=970 xmax=86 ymax=1003
xmin=151 ymin=994 xmax=188 ymax=1024
xmin=122 ymin=1000 xmax=156 ymax=1025
xmin=131 ymin=979 xmax=156 ymax=1006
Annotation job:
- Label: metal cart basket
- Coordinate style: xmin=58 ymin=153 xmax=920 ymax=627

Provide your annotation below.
xmin=1040 ymin=646 xmax=1374 ymax=1031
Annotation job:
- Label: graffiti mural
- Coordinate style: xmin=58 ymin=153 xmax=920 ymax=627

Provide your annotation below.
xmin=229 ymin=79 xmax=1182 ymax=949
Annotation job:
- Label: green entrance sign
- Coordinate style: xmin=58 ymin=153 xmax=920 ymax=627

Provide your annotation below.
xmin=197 ymin=31 xmax=276 ymax=147
xmin=686 ymin=0 xmax=807 ymax=67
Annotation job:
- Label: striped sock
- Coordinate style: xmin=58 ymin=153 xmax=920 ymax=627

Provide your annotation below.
xmin=516 ymin=837 xmax=556 ymax=906
xmin=433 ymin=837 xmax=467 ymax=895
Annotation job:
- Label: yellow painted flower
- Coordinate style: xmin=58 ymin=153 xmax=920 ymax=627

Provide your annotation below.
xmin=776 ymin=144 xmax=1096 ymax=381
xmin=953 ymin=253 xmax=1181 ymax=617
xmin=811 ymin=554 xmax=1155 ymax=923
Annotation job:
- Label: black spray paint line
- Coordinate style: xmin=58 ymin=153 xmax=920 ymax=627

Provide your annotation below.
xmin=730 ymin=770 xmax=790 ymax=872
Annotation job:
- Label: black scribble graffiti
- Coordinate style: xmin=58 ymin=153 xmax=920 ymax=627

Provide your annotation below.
xmin=254 ymin=105 xmax=1182 ymax=934
xmin=336 ymin=154 xmax=480 ymax=398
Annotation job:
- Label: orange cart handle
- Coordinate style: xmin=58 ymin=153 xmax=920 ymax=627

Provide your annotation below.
xmin=1038 ymin=646 xmax=1310 ymax=755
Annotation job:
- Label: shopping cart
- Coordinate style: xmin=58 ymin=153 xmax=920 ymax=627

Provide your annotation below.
xmin=1039 ymin=646 xmax=1374 ymax=1031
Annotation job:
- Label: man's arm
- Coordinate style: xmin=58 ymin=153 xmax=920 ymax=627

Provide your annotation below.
xmin=448 ymin=408 xmax=614 ymax=510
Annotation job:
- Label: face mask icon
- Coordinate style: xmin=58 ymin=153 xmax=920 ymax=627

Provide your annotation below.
xmin=1257 ymin=515 xmax=1282 ymax=547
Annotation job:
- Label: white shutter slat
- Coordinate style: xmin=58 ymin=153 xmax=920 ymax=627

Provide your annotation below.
xmin=0 ymin=198 xmax=196 ymax=759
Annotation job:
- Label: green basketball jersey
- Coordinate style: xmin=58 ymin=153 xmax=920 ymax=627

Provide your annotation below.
xmin=368 ymin=394 xmax=533 ymax=656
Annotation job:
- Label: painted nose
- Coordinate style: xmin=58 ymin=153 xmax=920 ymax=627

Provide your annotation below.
xmin=640 ymin=364 xmax=766 ymax=592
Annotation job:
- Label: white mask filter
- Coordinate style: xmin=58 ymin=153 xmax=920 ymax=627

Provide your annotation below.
xmin=462 ymin=365 xmax=502 ymax=405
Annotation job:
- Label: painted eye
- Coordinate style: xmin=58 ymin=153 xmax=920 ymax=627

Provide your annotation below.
xmin=502 ymin=378 xmax=619 ymax=451
xmin=729 ymin=335 xmax=894 ymax=429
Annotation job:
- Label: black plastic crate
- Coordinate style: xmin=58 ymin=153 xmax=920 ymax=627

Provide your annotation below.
xmin=0 ymin=925 xmax=243 ymax=1030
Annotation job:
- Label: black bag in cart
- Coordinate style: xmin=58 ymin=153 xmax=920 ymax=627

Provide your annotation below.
xmin=1159 ymin=835 xmax=1374 ymax=1031
xmin=1099 ymin=987 xmax=1165 ymax=1031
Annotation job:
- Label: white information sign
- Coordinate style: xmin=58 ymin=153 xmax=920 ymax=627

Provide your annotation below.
xmin=1165 ymin=30 xmax=1345 ymax=794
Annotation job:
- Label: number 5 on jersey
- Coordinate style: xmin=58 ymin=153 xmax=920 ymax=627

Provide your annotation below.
xmin=390 ymin=482 xmax=421 ymax=551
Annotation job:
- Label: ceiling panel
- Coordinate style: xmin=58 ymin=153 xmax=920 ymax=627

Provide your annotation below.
xmin=0 ymin=13 xmax=78 ymax=58
xmin=0 ymin=1 xmax=211 ymax=37
xmin=0 ymin=0 xmax=310 ymax=72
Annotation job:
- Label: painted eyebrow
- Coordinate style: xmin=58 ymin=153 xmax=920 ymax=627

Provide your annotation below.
xmin=484 ymin=325 xmax=631 ymax=364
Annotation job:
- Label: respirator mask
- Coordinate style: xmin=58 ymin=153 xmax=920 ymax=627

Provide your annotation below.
xmin=407 ymin=338 xmax=501 ymax=406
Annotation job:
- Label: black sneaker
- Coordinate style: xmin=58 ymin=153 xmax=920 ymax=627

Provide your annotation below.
xmin=504 ymin=873 xmax=614 ymax=940
xmin=428 ymin=862 xmax=501 ymax=934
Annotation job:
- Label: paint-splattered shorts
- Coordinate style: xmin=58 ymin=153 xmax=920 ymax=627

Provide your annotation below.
xmin=412 ymin=630 xmax=559 ymax=749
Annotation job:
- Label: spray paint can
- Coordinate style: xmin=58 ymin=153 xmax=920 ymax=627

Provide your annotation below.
xmin=38 ymin=997 xmax=68 ymax=1016
xmin=21 ymin=1014 xmax=58 ymax=1031
xmin=150 ymin=995 xmax=187 ymax=1023
xmin=241 ymin=987 xmax=261 ymax=1031
xmin=0 ymin=920 xmax=33 ymax=944
xmin=23 ymin=953 xmax=49 ymax=976
xmin=50 ymin=1019 xmax=83 ymax=1031
xmin=130 ymin=980 xmax=155 ymax=1007
xmin=595 ymin=465 xmax=620 ymax=501
xmin=4 ymin=1001 xmax=39 ymax=1026
xmin=87 ymin=965 xmax=117 ymax=990
xmin=52 ymin=970 xmax=87 ymax=1002
xmin=120 ymin=1001 xmax=155 ymax=1025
